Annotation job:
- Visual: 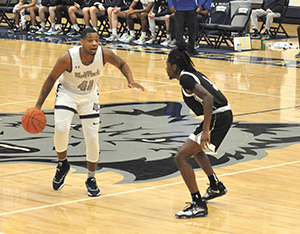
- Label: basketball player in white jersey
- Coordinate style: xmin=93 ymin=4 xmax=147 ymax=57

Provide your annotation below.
xmin=31 ymin=28 xmax=145 ymax=197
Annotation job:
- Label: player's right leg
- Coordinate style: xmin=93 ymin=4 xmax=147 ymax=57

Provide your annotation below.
xmin=52 ymin=109 xmax=74 ymax=191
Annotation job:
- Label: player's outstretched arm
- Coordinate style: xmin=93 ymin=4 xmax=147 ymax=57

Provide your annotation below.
xmin=103 ymin=47 xmax=145 ymax=91
xmin=35 ymin=52 xmax=71 ymax=109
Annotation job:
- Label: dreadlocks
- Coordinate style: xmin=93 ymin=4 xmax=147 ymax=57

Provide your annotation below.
xmin=167 ymin=42 xmax=197 ymax=74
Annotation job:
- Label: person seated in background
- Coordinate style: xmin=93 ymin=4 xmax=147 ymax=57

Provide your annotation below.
xmin=196 ymin=0 xmax=211 ymax=23
xmin=105 ymin=0 xmax=133 ymax=42
xmin=66 ymin=0 xmax=96 ymax=37
xmin=35 ymin=0 xmax=55 ymax=34
xmin=36 ymin=0 xmax=72 ymax=35
xmin=295 ymin=26 xmax=300 ymax=58
xmin=9 ymin=0 xmax=42 ymax=33
xmin=88 ymin=0 xmax=119 ymax=33
xmin=250 ymin=0 xmax=284 ymax=40
xmin=160 ymin=13 xmax=175 ymax=47
xmin=121 ymin=0 xmax=154 ymax=44
xmin=147 ymin=0 xmax=170 ymax=44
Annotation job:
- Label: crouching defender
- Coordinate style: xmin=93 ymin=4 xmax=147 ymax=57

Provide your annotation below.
xmin=166 ymin=42 xmax=233 ymax=218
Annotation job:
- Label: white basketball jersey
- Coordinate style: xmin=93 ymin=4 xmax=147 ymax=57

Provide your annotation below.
xmin=58 ymin=46 xmax=104 ymax=95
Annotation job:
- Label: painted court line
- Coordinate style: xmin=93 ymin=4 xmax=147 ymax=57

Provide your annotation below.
xmin=0 ymin=160 xmax=299 ymax=217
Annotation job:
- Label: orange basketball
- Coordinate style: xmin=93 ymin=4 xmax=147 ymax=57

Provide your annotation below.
xmin=21 ymin=109 xmax=47 ymax=134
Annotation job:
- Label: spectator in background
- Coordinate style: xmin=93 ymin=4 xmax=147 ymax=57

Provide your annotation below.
xmin=66 ymin=0 xmax=96 ymax=37
xmin=196 ymin=0 xmax=211 ymax=23
xmin=121 ymin=0 xmax=154 ymax=44
xmin=105 ymin=0 xmax=134 ymax=42
xmin=146 ymin=0 xmax=170 ymax=44
xmin=88 ymin=0 xmax=119 ymax=34
xmin=167 ymin=0 xmax=200 ymax=55
xmin=250 ymin=0 xmax=284 ymax=40
xmin=9 ymin=0 xmax=42 ymax=33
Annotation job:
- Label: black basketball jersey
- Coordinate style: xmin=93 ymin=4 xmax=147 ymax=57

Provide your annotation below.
xmin=179 ymin=70 xmax=228 ymax=116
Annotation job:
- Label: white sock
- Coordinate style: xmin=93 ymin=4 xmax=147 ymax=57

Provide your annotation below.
xmin=88 ymin=170 xmax=96 ymax=178
xmin=73 ymin=24 xmax=80 ymax=31
xmin=130 ymin=30 xmax=135 ymax=37
xmin=112 ymin=28 xmax=117 ymax=35
xmin=141 ymin=31 xmax=146 ymax=38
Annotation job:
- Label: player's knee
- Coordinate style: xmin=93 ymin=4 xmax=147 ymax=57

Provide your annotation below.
xmin=55 ymin=121 xmax=70 ymax=135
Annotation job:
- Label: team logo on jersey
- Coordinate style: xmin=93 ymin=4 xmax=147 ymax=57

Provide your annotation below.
xmin=1 ymin=101 xmax=300 ymax=184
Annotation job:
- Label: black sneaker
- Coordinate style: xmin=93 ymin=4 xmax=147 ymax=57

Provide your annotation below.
xmin=52 ymin=162 xmax=70 ymax=191
xmin=85 ymin=177 xmax=100 ymax=197
xmin=28 ymin=26 xmax=38 ymax=34
xmin=202 ymin=181 xmax=227 ymax=201
xmin=175 ymin=201 xmax=208 ymax=219
xmin=8 ymin=25 xmax=20 ymax=34
xmin=251 ymin=31 xmax=261 ymax=39
xmin=67 ymin=28 xmax=81 ymax=37
xmin=262 ymin=30 xmax=271 ymax=40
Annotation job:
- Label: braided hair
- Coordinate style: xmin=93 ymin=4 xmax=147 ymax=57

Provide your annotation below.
xmin=167 ymin=42 xmax=197 ymax=73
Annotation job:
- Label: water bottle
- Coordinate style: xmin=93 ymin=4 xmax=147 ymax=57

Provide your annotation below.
xmin=261 ymin=37 xmax=265 ymax=50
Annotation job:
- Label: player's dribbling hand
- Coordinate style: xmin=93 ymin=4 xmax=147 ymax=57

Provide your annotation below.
xmin=128 ymin=82 xmax=145 ymax=91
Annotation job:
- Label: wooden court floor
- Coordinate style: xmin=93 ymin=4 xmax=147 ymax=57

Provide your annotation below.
xmin=0 ymin=24 xmax=300 ymax=233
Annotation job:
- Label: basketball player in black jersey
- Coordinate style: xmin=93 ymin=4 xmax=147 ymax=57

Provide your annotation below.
xmin=166 ymin=43 xmax=233 ymax=219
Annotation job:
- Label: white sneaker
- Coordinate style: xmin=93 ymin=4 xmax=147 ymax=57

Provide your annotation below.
xmin=134 ymin=36 xmax=146 ymax=45
xmin=168 ymin=39 xmax=177 ymax=47
xmin=52 ymin=28 xmax=64 ymax=35
xmin=160 ymin=38 xmax=171 ymax=47
xmin=119 ymin=32 xmax=128 ymax=40
xmin=121 ymin=35 xmax=135 ymax=43
xmin=105 ymin=34 xmax=120 ymax=42
xmin=146 ymin=37 xmax=156 ymax=44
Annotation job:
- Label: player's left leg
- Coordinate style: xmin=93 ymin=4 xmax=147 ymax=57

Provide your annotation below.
xmin=174 ymin=139 xmax=208 ymax=219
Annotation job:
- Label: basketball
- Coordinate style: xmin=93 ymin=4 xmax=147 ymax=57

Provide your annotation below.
xmin=21 ymin=109 xmax=47 ymax=134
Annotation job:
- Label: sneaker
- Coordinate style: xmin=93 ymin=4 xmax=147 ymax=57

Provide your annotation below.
xmin=295 ymin=52 xmax=300 ymax=58
xmin=67 ymin=28 xmax=81 ymax=37
xmin=85 ymin=177 xmax=100 ymax=197
xmin=175 ymin=201 xmax=208 ymax=219
xmin=28 ymin=26 xmax=38 ymax=34
xmin=119 ymin=32 xmax=128 ymax=41
xmin=160 ymin=38 xmax=171 ymax=47
xmin=134 ymin=36 xmax=146 ymax=45
xmin=52 ymin=162 xmax=70 ymax=191
xmin=8 ymin=25 xmax=20 ymax=33
xmin=122 ymin=34 xmax=136 ymax=43
xmin=146 ymin=37 xmax=157 ymax=44
xmin=44 ymin=27 xmax=54 ymax=35
xmin=105 ymin=34 xmax=120 ymax=42
xmin=168 ymin=39 xmax=177 ymax=47
xmin=262 ymin=30 xmax=271 ymax=40
xmin=202 ymin=181 xmax=227 ymax=201
xmin=251 ymin=31 xmax=261 ymax=39
xmin=35 ymin=27 xmax=44 ymax=34
xmin=52 ymin=28 xmax=64 ymax=36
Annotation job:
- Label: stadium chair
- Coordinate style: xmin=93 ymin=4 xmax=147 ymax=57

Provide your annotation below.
xmin=197 ymin=4 xmax=230 ymax=48
xmin=216 ymin=5 xmax=252 ymax=48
